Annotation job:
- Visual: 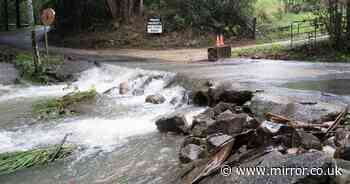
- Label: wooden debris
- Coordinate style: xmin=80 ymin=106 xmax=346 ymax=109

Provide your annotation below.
xmin=188 ymin=139 xmax=235 ymax=184
xmin=324 ymin=106 xmax=349 ymax=139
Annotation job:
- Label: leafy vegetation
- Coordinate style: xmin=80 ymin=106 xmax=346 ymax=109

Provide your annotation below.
xmin=14 ymin=52 xmax=64 ymax=84
xmin=152 ymin=0 xmax=256 ymax=36
xmin=0 ymin=144 xmax=74 ymax=175
xmin=33 ymin=87 xmax=97 ymax=120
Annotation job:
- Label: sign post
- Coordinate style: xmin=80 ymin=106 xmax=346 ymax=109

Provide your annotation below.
xmin=147 ymin=18 xmax=163 ymax=34
xmin=40 ymin=8 xmax=55 ymax=60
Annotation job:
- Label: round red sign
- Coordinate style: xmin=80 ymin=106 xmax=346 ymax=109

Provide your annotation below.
xmin=41 ymin=8 xmax=56 ymax=26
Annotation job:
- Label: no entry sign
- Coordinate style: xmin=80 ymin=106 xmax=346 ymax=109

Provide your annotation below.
xmin=41 ymin=8 xmax=56 ymax=26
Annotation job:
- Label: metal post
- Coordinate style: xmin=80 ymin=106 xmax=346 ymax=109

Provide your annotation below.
xmin=252 ymin=17 xmax=257 ymax=40
xmin=290 ymin=23 xmax=293 ymax=48
xmin=314 ymin=20 xmax=317 ymax=47
xmin=15 ymin=0 xmax=21 ymax=28
xmin=44 ymin=26 xmax=49 ymax=59
xmin=4 ymin=0 xmax=9 ymax=31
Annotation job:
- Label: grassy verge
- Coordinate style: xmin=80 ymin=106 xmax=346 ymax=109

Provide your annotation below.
xmin=33 ymin=88 xmax=97 ymax=120
xmin=0 ymin=46 xmax=65 ymax=84
xmin=0 ymin=144 xmax=74 ymax=175
xmin=233 ymin=41 xmax=350 ymax=62
xmin=14 ymin=52 xmax=65 ymax=84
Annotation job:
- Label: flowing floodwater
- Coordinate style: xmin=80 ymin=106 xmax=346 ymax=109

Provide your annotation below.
xmin=283 ymin=79 xmax=350 ymax=95
xmin=0 ymin=64 xmax=203 ymax=184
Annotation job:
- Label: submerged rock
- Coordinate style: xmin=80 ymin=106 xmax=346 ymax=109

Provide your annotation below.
xmin=119 ymin=82 xmax=129 ymax=95
xmin=155 ymin=114 xmax=189 ymax=134
xmin=146 ymin=94 xmax=166 ymax=104
xmin=191 ymin=110 xmax=249 ymax=137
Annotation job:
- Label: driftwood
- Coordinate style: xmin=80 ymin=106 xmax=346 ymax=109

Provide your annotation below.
xmin=50 ymin=134 xmax=70 ymax=162
xmin=324 ymin=105 xmax=349 ymax=139
xmin=185 ymin=139 xmax=235 ymax=184
xmin=266 ymin=112 xmax=339 ymax=129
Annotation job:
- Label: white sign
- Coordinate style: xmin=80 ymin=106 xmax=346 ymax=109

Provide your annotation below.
xmin=147 ymin=18 xmax=163 ymax=34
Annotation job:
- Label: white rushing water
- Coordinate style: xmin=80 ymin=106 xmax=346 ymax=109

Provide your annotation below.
xmin=0 ymin=64 xmax=199 ymax=153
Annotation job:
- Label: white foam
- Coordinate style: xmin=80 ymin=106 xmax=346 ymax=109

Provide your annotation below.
xmin=0 ymin=64 xmax=196 ymax=154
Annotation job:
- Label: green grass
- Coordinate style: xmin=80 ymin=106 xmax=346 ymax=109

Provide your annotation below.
xmin=233 ymin=44 xmax=286 ymax=57
xmin=233 ymin=41 xmax=350 ymax=62
xmin=14 ymin=52 xmax=65 ymax=84
xmin=33 ymin=87 xmax=97 ymax=120
xmin=0 ymin=145 xmax=74 ymax=176
xmin=255 ymin=0 xmax=316 ymax=42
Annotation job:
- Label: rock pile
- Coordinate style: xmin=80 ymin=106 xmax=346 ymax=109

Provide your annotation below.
xmin=155 ymin=87 xmax=350 ymax=184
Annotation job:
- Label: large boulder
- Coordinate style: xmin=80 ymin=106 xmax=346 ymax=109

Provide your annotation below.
xmin=199 ymin=151 xmax=333 ymax=184
xmin=212 ymin=102 xmax=237 ymax=116
xmin=155 ymin=114 xmax=189 ymax=134
xmin=298 ymin=131 xmax=322 ymax=150
xmin=192 ymin=88 xmax=253 ymax=107
xmin=146 ymin=94 xmax=166 ymax=104
xmin=218 ymin=90 xmax=253 ymax=106
xmin=191 ymin=110 xmax=250 ymax=137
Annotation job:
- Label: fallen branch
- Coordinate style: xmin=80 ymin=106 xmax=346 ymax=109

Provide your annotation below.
xmin=50 ymin=134 xmax=70 ymax=162
xmin=323 ymin=106 xmax=349 ymax=139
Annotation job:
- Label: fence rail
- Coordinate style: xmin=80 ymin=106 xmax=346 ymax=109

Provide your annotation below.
xmin=255 ymin=18 xmax=328 ymax=48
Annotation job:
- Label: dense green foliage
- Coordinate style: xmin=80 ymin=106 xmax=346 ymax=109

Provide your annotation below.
xmin=151 ymin=0 xmax=256 ymax=35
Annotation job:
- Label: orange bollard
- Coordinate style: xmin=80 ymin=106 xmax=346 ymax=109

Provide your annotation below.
xmin=216 ymin=35 xmax=221 ymax=47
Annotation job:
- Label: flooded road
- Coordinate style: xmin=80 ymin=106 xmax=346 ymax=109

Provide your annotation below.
xmin=0 ymin=64 xmax=203 ymax=184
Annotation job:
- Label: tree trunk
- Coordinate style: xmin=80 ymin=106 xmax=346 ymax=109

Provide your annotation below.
xmin=27 ymin=0 xmax=35 ymax=26
xmin=31 ymin=30 xmax=41 ymax=73
xmin=4 ymin=0 xmax=9 ymax=31
xmin=106 ymin=0 xmax=118 ymax=18
xmin=15 ymin=0 xmax=21 ymax=28
xmin=139 ymin=0 xmax=143 ymax=16
xmin=105 ymin=0 xmax=142 ymax=22
xmin=347 ymin=1 xmax=350 ymax=38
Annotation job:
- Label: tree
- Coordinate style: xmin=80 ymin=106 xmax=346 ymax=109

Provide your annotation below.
xmin=27 ymin=0 xmax=34 ymax=25
xmin=106 ymin=0 xmax=144 ymax=22
xmin=313 ymin=0 xmax=350 ymax=49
